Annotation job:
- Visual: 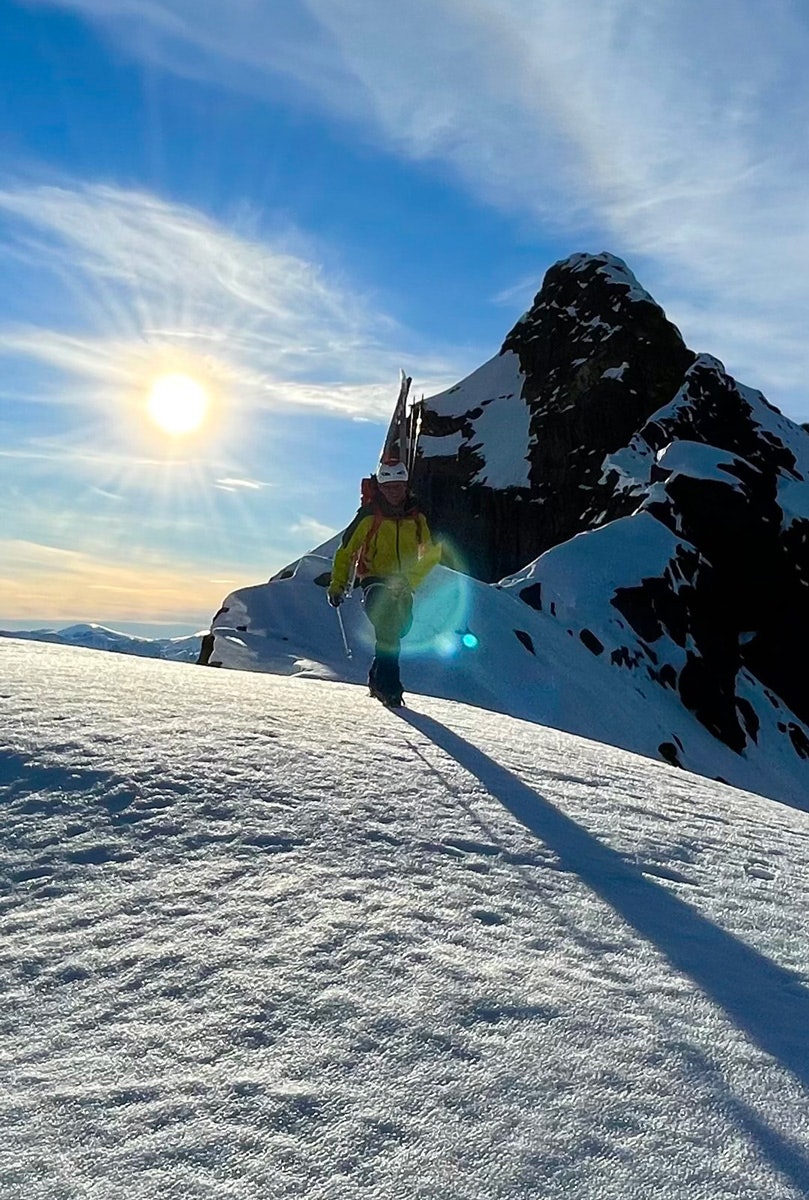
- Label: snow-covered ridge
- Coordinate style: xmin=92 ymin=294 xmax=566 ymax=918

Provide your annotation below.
xmin=0 ymin=622 xmax=203 ymax=662
xmin=207 ymin=549 xmax=809 ymax=809
xmin=603 ymin=355 xmax=809 ymax=504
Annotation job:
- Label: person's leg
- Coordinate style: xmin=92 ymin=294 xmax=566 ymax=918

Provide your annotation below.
xmin=363 ymin=584 xmax=387 ymax=694
xmin=374 ymin=638 xmax=402 ymax=698
xmin=364 ymin=584 xmax=411 ymax=701
xmin=383 ymin=590 xmax=413 ymax=698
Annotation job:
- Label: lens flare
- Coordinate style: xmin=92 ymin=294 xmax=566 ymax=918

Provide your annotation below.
xmin=147 ymin=373 xmax=210 ymax=436
xmin=402 ymin=566 xmax=472 ymax=658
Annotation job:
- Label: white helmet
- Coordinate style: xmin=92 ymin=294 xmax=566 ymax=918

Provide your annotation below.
xmin=377 ymin=460 xmax=409 ymax=485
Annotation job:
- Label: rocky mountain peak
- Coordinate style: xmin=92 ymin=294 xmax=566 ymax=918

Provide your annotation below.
xmin=502 ymin=251 xmax=692 ymax=407
xmin=413 ymin=252 xmax=696 ymax=580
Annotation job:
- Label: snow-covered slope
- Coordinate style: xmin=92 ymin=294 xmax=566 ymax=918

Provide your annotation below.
xmin=207 ymin=551 xmax=809 ymax=809
xmin=0 ymin=623 xmax=203 ymax=662
xmin=3 ymin=639 xmax=809 ymax=1199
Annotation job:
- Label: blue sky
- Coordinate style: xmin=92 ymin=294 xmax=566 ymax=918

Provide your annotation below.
xmin=2 ymin=0 xmax=808 ymax=635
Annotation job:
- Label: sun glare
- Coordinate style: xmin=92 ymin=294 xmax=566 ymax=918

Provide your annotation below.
xmin=147 ymin=373 xmax=210 ymax=436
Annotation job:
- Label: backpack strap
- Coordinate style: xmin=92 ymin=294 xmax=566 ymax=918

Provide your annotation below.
xmin=356 ymin=508 xmax=385 ymax=577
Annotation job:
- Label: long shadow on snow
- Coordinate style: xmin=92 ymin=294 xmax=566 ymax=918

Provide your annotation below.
xmin=400 ymin=712 xmax=809 ymax=1096
xmin=679 ymin=1046 xmax=809 ymax=1194
xmin=0 ymin=750 xmax=139 ymax=821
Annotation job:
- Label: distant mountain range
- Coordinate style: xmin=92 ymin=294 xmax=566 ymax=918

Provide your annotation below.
xmin=0 ymin=623 xmax=203 ymax=662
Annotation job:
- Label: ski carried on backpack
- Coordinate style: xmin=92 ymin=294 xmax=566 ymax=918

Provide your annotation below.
xmin=354 ymin=369 xmax=420 ymax=574
xmin=381 ymin=369 xmax=412 ymax=465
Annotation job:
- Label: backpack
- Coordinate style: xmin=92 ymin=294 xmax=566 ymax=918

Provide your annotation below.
xmin=360 ymin=475 xmax=379 ymax=509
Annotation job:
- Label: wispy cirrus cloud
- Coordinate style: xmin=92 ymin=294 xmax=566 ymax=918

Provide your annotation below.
xmin=0 ymin=178 xmax=454 ymax=605
xmin=214 ymin=477 xmax=268 ymax=491
xmin=23 ymin=0 xmax=365 ymax=116
xmin=0 ymin=182 xmax=434 ymax=426
xmin=307 ymin=0 xmax=809 ymax=411
xmin=291 ymin=515 xmax=338 ymax=544
xmin=32 ymin=0 xmax=809 ymax=415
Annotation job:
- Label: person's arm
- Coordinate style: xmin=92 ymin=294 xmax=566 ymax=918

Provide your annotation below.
xmin=329 ymin=512 xmax=371 ymax=598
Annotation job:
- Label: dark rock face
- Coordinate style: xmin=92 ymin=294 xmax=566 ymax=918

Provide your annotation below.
xmin=412 ymin=251 xmax=809 ymax=773
xmin=412 ymin=252 xmax=695 ymax=581
xmin=608 ymin=358 xmax=809 ymax=739
xmin=506 ymin=254 xmax=696 ymax=539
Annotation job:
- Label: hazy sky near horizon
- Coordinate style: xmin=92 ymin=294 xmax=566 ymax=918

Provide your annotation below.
xmin=3 ymin=0 xmax=809 ymax=632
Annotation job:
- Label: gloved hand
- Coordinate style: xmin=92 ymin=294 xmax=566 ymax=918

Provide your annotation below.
xmin=327 ymin=591 xmax=344 ymax=608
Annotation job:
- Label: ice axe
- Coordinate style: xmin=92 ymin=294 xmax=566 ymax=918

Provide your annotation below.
xmin=334 ymin=604 xmax=353 ymax=659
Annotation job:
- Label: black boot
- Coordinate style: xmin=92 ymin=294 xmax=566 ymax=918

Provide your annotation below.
xmin=369 ymin=650 xmax=404 ymax=706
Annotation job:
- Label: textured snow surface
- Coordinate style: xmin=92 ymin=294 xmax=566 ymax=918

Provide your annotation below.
xmin=2 ymin=640 xmax=809 ymax=1199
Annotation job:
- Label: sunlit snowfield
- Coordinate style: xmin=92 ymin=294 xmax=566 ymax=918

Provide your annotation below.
xmin=2 ymin=640 xmax=809 ymax=1199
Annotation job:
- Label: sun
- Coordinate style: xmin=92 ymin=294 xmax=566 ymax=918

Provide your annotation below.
xmin=146 ymin=373 xmax=210 ymax=436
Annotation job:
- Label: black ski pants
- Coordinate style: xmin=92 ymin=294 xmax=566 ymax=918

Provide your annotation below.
xmin=362 ymin=579 xmax=413 ymax=697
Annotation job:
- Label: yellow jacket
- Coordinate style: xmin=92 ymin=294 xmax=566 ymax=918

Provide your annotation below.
xmin=330 ymin=505 xmax=440 ymax=596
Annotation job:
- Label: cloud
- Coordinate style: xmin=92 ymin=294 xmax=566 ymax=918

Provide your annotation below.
xmin=23 ymin=0 xmax=366 ymax=116
xmin=214 ymin=477 xmax=268 ymax=491
xmin=305 ymin=0 xmax=809 ymax=411
xmin=32 ymin=0 xmax=809 ymax=415
xmin=291 ymin=515 xmax=339 ymax=544
xmin=0 ymin=182 xmax=460 ymax=439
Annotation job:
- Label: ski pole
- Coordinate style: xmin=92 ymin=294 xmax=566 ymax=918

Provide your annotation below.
xmin=335 ymin=605 xmax=352 ymax=659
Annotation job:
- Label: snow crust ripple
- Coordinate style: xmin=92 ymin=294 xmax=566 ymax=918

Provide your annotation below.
xmin=2 ymin=640 xmax=809 ymax=1198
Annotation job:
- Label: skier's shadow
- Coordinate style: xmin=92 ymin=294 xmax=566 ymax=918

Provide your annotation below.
xmin=400 ymin=711 xmax=809 ymax=1130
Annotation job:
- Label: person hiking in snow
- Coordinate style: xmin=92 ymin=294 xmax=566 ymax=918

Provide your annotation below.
xmin=328 ymin=460 xmax=440 ymax=707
